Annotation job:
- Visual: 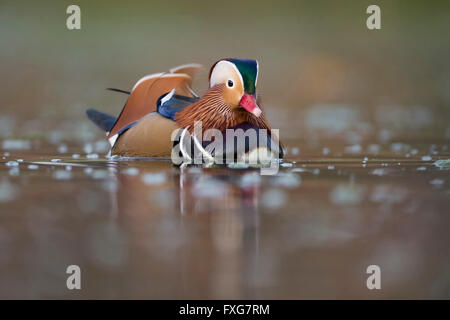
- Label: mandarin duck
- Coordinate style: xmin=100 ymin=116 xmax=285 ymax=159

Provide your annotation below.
xmin=86 ymin=58 xmax=283 ymax=162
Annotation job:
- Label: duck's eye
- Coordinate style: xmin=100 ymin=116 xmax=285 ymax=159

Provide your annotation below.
xmin=227 ymin=79 xmax=234 ymax=88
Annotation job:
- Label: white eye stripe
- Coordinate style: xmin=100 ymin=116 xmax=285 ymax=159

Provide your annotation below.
xmin=209 ymin=60 xmax=244 ymax=91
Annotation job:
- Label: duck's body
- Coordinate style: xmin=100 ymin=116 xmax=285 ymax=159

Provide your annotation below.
xmin=87 ymin=59 xmax=282 ymax=160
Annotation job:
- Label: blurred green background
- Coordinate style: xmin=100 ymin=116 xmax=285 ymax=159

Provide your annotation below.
xmin=0 ymin=0 xmax=449 ymax=141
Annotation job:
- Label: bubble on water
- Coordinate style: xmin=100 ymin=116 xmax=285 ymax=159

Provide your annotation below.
xmin=281 ymin=162 xmax=293 ymax=168
xmin=322 ymin=147 xmax=330 ymax=156
xmin=2 ymin=139 xmax=30 ymax=150
xmin=57 ymin=144 xmax=68 ymax=153
xmin=330 ymin=184 xmax=364 ymax=205
xmin=0 ymin=179 xmax=17 ymax=202
xmin=430 ymin=179 xmax=444 ymax=186
xmin=416 ymin=166 xmax=427 ymax=171
xmin=262 ymin=189 xmax=287 ymax=210
xmin=328 ymin=165 xmax=335 ymax=170
xmin=273 ymin=173 xmax=301 ymax=188
xmin=313 ymin=168 xmax=320 ymax=175
xmin=371 ymin=168 xmax=385 ymax=176
xmin=5 ymin=161 xmax=19 ymax=167
xmin=193 ymin=177 xmax=227 ymax=198
xmin=72 ymin=153 xmax=80 ymax=159
xmin=345 ymin=144 xmax=361 ymax=154
xmin=122 ymin=167 xmax=139 ymax=176
xmin=27 ymin=164 xmax=39 ymax=170
xmin=86 ymin=153 xmax=99 ymax=159
xmin=53 ymin=170 xmax=72 ymax=180
xmin=291 ymin=168 xmax=307 ymax=173
xmin=422 ymin=155 xmax=432 ymax=161
xmin=142 ymin=172 xmax=167 ymax=185
xmin=434 ymin=159 xmax=450 ymax=168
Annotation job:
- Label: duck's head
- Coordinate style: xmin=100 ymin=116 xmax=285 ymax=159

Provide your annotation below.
xmin=208 ymin=58 xmax=262 ymax=117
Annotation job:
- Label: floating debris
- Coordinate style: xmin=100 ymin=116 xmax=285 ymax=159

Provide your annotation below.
xmin=5 ymin=161 xmax=19 ymax=167
xmin=227 ymin=162 xmax=249 ymax=169
xmin=434 ymin=159 xmax=450 ymax=168
xmin=86 ymin=153 xmax=99 ymax=159
xmin=53 ymin=170 xmax=72 ymax=180
xmin=281 ymin=162 xmax=293 ymax=168
xmin=2 ymin=139 xmax=30 ymax=150
xmin=142 ymin=172 xmax=167 ymax=185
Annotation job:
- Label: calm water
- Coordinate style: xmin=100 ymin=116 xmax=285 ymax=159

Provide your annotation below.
xmin=1 ymin=135 xmax=449 ymax=299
